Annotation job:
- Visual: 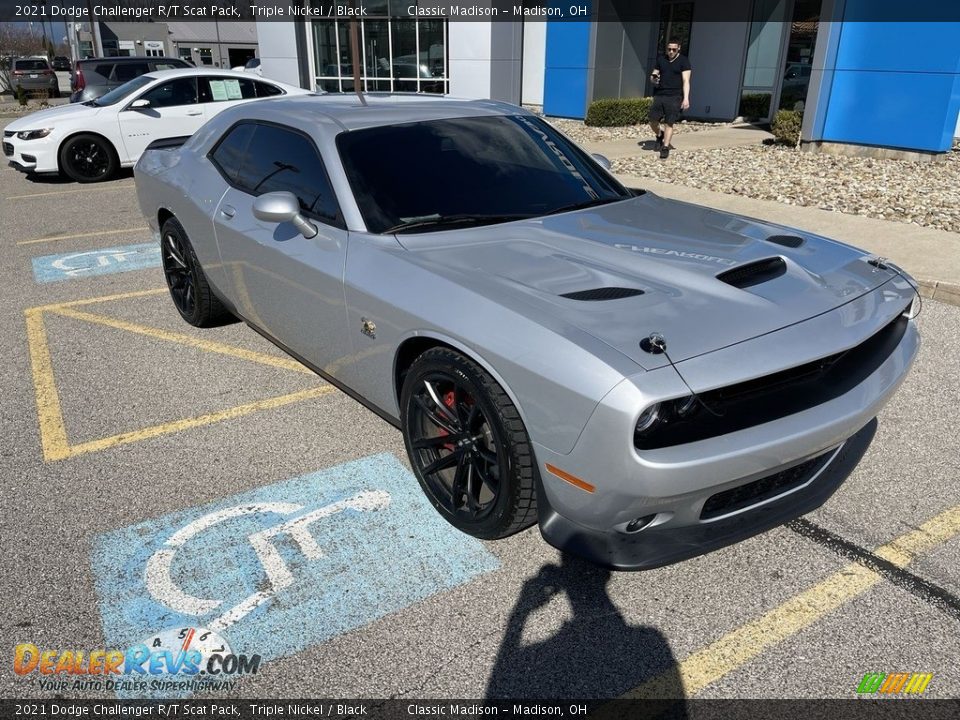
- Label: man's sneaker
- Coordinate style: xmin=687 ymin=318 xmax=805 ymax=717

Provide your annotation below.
xmin=659 ymin=145 xmax=670 ymax=160
xmin=655 ymin=132 xmax=664 ymax=150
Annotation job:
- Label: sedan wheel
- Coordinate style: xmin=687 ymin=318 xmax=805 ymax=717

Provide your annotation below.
xmin=59 ymin=133 xmax=117 ymax=183
xmin=401 ymin=348 xmax=537 ymax=539
xmin=160 ymin=217 xmax=231 ymax=328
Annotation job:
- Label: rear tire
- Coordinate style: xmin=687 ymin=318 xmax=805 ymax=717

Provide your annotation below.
xmin=59 ymin=133 xmax=117 ymax=183
xmin=160 ymin=217 xmax=231 ymax=328
xmin=401 ymin=347 xmax=538 ymax=540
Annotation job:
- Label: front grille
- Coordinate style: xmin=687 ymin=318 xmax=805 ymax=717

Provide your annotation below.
xmin=701 ymin=451 xmax=832 ymax=520
xmin=560 ymin=287 xmax=645 ymax=301
xmin=2 ymin=142 xmax=13 ymax=157
xmin=636 ymin=310 xmax=910 ymax=450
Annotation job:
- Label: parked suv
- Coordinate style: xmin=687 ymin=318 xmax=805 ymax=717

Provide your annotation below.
xmin=70 ymin=56 xmax=189 ymax=103
xmin=9 ymin=57 xmax=60 ymax=97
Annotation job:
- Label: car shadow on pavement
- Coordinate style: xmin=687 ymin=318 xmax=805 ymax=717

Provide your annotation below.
xmin=21 ymin=168 xmax=134 ymax=185
xmin=485 ymin=554 xmax=687 ymax=715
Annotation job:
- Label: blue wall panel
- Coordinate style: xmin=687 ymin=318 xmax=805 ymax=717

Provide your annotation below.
xmin=822 ymin=17 xmax=960 ymax=152
xmin=544 ymin=19 xmax=592 ymax=119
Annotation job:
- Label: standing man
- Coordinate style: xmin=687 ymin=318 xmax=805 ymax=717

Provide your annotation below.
xmin=649 ymin=39 xmax=692 ymax=160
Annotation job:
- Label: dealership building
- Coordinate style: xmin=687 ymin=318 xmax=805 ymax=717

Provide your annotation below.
xmin=258 ymin=0 xmax=960 ymax=158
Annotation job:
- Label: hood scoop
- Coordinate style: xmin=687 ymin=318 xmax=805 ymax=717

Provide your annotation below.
xmin=717 ymin=257 xmax=787 ymax=289
xmin=765 ymin=234 xmax=805 ymax=248
xmin=560 ymin=287 xmax=645 ymax=301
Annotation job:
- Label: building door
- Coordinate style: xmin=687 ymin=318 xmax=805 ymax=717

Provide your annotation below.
xmin=776 ymin=0 xmax=820 ymax=112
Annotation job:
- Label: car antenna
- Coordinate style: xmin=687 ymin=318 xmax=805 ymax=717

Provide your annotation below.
xmin=640 ymin=333 xmax=724 ymax=417
xmin=349 ymin=14 xmax=367 ymax=106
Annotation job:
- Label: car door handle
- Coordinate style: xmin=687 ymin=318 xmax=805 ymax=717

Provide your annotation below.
xmin=220 ymin=205 xmax=236 ymax=219
xmin=186 ymin=110 xmax=203 ymax=116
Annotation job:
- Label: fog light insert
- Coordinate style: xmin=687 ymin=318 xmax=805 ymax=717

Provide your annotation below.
xmin=625 ymin=514 xmax=656 ymax=534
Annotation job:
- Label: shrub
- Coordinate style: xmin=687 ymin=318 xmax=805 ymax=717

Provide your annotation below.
xmin=585 ymin=97 xmax=652 ymax=127
xmin=772 ymin=109 xmax=803 ymax=146
xmin=738 ymin=93 xmax=770 ymax=120
xmin=15 ymin=83 xmax=27 ymax=106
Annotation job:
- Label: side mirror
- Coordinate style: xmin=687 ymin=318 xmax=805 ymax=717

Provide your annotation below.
xmin=129 ymin=98 xmax=150 ymax=109
xmin=591 ymin=153 xmax=612 ymax=170
xmin=252 ymin=191 xmax=317 ymax=239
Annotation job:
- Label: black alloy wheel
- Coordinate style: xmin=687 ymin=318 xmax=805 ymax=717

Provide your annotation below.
xmin=59 ymin=133 xmax=117 ymax=182
xmin=160 ymin=217 xmax=230 ymax=328
xmin=401 ymin=348 xmax=537 ymax=539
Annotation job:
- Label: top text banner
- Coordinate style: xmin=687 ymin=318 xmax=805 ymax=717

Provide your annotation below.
xmin=2 ymin=0 xmax=960 ymax=22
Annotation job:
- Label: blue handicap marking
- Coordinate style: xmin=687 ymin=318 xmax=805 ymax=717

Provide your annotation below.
xmin=32 ymin=242 xmax=160 ymax=283
xmin=91 ymin=453 xmax=499 ymax=692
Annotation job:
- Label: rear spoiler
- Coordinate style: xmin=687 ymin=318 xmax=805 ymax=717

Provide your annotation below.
xmin=144 ymin=136 xmax=191 ymax=151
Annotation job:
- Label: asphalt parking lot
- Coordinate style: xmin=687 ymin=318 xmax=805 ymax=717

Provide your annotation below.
xmin=1 ymin=116 xmax=958 ymax=707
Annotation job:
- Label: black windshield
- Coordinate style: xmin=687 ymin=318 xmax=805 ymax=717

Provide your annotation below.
xmin=336 ymin=115 xmax=630 ymax=234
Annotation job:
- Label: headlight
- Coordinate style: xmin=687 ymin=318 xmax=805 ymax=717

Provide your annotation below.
xmin=17 ymin=128 xmax=53 ymax=141
xmin=635 ymin=403 xmax=661 ymax=435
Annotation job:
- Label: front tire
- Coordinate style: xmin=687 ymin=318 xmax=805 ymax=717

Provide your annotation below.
xmin=59 ymin=133 xmax=117 ymax=182
xmin=160 ymin=217 xmax=230 ymax=328
xmin=401 ymin=347 xmax=537 ymax=540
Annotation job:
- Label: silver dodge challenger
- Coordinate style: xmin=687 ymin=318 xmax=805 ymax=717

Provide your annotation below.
xmin=134 ymin=95 xmax=920 ymax=570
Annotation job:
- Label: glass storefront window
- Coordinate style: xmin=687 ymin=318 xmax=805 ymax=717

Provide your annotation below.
xmin=312 ymin=18 xmax=448 ymax=95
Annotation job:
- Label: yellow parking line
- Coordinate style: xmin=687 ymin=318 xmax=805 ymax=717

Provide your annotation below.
xmin=28 ymin=287 xmax=168 ymax=313
xmin=25 ymin=308 xmax=71 ymax=462
xmin=17 ymin=227 xmax=148 ymax=246
xmin=51 ymin=306 xmax=315 ymax=375
xmin=6 ymin=184 xmax=135 ymax=200
xmin=623 ymin=504 xmax=960 ymax=699
xmin=61 ymin=386 xmax=336 ymax=460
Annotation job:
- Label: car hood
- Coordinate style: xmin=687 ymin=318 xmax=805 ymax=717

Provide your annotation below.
xmin=6 ymin=102 xmax=99 ymax=131
xmin=397 ymin=193 xmax=891 ymax=370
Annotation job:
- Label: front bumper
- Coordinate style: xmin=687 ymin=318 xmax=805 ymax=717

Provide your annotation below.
xmin=537 ymin=419 xmax=875 ymax=570
xmin=3 ymin=133 xmax=60 ymax=174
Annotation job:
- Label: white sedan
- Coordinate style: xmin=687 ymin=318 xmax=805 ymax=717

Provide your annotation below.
xmin=3 ymin=68 xmax=309 ymax=182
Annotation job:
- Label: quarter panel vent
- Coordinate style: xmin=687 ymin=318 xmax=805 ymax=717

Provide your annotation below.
xmin=717 ymin=257 xmax=787 ymax=289
xmin=560 ymin=287 xmax=645 ymax=301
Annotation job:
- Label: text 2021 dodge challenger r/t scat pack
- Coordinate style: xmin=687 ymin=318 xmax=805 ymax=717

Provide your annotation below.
xmin=134 ymin=95 xmax=919 ymax=570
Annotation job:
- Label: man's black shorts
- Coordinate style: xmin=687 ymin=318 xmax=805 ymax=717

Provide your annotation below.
xmin=650 ymin=94 xmax=683 ymax=124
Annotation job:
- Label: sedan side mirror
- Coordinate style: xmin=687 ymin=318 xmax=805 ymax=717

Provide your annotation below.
xmin=591 ymin=153 xmax=612 ymax=170
xmin=129 ymin=98 xmax=151 ymax=109
xmin=252 ymin=191 xmax=318 ymax=239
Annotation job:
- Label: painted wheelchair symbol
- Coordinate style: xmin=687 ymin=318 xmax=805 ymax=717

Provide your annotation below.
xmin=144 ymin=490 xmax=391 ymax=632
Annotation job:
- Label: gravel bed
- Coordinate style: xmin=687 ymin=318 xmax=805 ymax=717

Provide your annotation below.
xmin=611 ymin=143 xmax=960 ymax=235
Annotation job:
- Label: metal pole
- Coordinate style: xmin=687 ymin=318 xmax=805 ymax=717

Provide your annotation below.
xmin=350 ymin=18 xmax=365 ymax=105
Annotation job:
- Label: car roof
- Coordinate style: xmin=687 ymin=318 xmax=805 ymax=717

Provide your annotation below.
xmin=78 ymin=56 xmax=184 ymax=64
xmin=223 ymin=93 xmax=531 ymax=132
xmin=142 ymin=67 xmax=277 ymax=81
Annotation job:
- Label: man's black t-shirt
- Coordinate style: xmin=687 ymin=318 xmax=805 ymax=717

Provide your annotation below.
xmin=654 ymin=54 xmax=691 ymax=96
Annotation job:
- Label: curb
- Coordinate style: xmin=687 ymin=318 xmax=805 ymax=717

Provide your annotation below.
xmin=917 ymin=280 xmax=960 ymax=308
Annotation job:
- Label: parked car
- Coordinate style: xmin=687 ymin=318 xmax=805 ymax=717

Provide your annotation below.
xmin=70 ymin=56 xmax=190 ymax=103
xmin=4 ymin=68 xmax=309 ymax=182
xmin=52 ymin=56 xmax=72 ymax=71
xmin=231 ymin=57 xmax=261 ymax=76
xmin=133 ymin=95 xmax=920 ymax=569
xmin=8 ymin=57 xmax=59 ymax=97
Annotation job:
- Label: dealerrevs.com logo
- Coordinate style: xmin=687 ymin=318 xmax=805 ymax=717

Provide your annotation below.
xmin=857 ymin=672 xmax=934 ymax=695
xmin=13 ymin=627 xmax=261 ymax=693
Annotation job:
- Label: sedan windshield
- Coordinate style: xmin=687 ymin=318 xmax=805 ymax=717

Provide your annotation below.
xmin=92 ymin=75 xmax=155 ymax=106
xmin=336 ymin=115 xmax=631 ymax=234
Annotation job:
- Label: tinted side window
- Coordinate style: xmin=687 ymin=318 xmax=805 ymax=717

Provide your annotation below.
xmin=141 ymin=77 xmax=198 ymax=108
xmin=199 ymin=77 xmax=257 ymax=102
xmin=114 ymin=62 xmax=149 ymax=82
xmin=255 ymin=82 xmax=283 ymax=97
xmin=236 ymin=125 xmax=339 ymax=223
xmin=210 ymin=123 xmax=255 ymax=184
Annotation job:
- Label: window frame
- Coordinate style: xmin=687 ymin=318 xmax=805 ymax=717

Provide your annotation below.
xmin=207 ymin=119 xmax=346 ymax=230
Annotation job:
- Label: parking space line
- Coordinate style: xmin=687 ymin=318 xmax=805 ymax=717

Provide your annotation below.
xmin=24 ymin=308 xmax=70 ymax=461
xmin=62 ymin=386 xmax=335 ymax=460
xmin=29 ymin=287 xmax=168 ymax=313
xmin=622 ymin=504 xmax=960 ymax=699
xmin=17 ymin=227 xmax=148 ymax=246
xmin=6 ymin=184 xmax=135 ymax=201
xmin=52 ymin=306 xmax=314 ymax=375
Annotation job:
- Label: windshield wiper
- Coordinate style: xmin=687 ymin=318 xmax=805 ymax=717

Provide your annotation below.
xmin=384 ymin=213 xmax=533 ymax=234
xmin=83 ymin=100 xmax=99 ymax=107
xmin=543 ymin=196 xmax=626 ymax=216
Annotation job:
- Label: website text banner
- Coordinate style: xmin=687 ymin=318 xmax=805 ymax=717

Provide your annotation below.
xmin=3 ymin=0 xmax=960 ymax=22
